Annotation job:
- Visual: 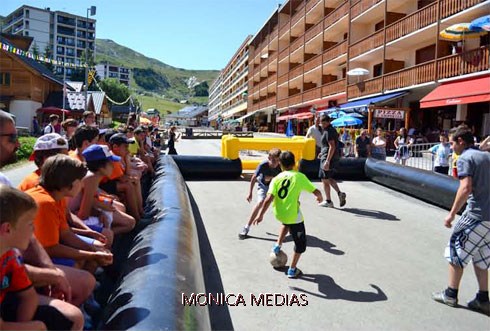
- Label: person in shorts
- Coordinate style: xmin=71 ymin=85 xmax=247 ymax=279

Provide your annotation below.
xmin=429 ymin=133 xmax=451 ymax=175
xmin=238 ymin=148 xmax=282 ymax=239
xmin=253 ymin=151 xmax=323 ymax=278
xmin=432 ymin=126 xmax=490 ymax=314
xmin=318 ymin=114 xmax=346 ymax=208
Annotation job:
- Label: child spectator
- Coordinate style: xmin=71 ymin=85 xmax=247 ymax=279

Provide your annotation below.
xmin=429 ymin=133 xmax=451 ymax=175
xmin=238 ymin=148 xmax=282 ymax=239
xmin=253 ymin=151 xmax=323 ymax=278
xmin=26 ymin=155 xmax=113 ymax=273
xmin=0 ymin=184 xmax=83 ymax=330
xmin=69 ymin=125 xmax=99 ymax=162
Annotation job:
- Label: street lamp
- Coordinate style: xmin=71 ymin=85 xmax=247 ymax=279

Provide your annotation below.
xmin=84 ymin=5 xmax=96 ymax=111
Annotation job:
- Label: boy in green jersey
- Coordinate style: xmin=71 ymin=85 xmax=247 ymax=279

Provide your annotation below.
xmin=254 ymin=151 xmax=323 ymax=278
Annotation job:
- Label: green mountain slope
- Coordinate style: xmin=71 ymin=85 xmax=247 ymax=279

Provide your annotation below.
xmin=95 ymin=39 xmax=219 ymax=101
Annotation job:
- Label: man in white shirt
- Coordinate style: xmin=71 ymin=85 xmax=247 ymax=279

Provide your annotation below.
xmin=305 ymin=115 xmax=323 ymax=156
xmin=0 ymin=110 xmax=20 ymax=186
xmin=43 ymin=114 xmax=59 ymax=134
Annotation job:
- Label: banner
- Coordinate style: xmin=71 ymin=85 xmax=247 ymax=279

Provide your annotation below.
xmin=374 ymin=108 xmax=405 ymax=120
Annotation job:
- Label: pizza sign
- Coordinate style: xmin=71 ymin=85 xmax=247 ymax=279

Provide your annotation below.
xmin=374 ymin=109 xmax=405 ymax=119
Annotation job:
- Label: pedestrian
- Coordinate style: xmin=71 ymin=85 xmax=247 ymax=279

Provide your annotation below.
xmin=429 ymin=133 xmax=451 ymax=175
xmin=32 ymin=116 xmax=40 ymax=136
xmin=432 ymin=126 xmax=490 ymax=314
xmin=355 ymin=129 xmax=370 ymax=158
xmin=318 ymin=114 xmax=346 ymax=208
xmin=394 ymin=127 xmax=413 ymax=165
xmin=371 ymin=128 xmax=387 ymax=161
xmin=305 ymin=115 xmax=323 ymax=156
xmin=253 ymin=151 xmax=323 ymax=278
xmin=167 ymin=126 xmax=181 ymax=155
xmin=238 ymin=148 xmax=282 ymax=239
xmin=43 ymin=114 xmax=59 ymax=134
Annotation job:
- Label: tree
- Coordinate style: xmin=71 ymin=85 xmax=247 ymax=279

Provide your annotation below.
xmin=98 ymin=78 xmax=130 ymax=106
xmin=194 ymin=81 xmax=209 ymax=97
xmin=43 ymin=46 xmax=54 ymax=72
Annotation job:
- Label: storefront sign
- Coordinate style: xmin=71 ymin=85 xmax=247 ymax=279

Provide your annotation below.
xmin=374 ymin=109 xmax=405 ymax=120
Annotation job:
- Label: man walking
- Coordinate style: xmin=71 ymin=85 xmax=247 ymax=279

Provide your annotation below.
xmin=305 ymin=115 xmax=323 ymax=156
xmin=432 ymin=126 xmax=490 ymax=314
xmin=318 ymin=114 xmax=346 ymax=208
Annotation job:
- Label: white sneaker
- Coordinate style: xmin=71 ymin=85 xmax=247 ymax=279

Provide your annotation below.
xmin=319 ymin=200 xmax=334 ymax=208
xmin=238 ymin=226 xmax=249 ymax=239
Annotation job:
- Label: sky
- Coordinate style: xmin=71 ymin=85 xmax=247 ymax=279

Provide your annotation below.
xmin=1 ymin=0 xmax=283 ymax=71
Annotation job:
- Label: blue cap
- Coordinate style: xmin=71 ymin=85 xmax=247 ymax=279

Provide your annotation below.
xmin=82 ymin=144 xmax=121 ymax=162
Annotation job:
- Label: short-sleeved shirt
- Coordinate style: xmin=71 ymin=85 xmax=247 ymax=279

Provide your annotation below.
xmin=429 ymin=143 xmax=451 ymax=167
xmin=456 ymin=148 xmax=490 ymax=221
xmin=26 ymin=185 xmax=69 ymax=248
xmin=0 ymin=249 xmax=32 ymax=304
xmin=18 ymin=169 xmax=41 ymax=192
xmin=255 ymin=160 xmax=281 ymax=191
xmin=320 ymin=125 xmax=340 ymax=161
xmin=355 ymin=136 xmax=370 ymax=153
xmin=128 ymin=142 xmax=138 ymax=155
xmin=101 ymin=161 xmax=125 ymax=183
xmin=306 ymin=125 xmax=323 ymax=148
xmin=0 ymin=172 xmax=12 ymax=187
xmin=268 ymin=170 xmax=316 ymax=224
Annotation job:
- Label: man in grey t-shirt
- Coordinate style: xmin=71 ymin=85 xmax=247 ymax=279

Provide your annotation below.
xmin=432 ymin=126 xmax=490 ymax=314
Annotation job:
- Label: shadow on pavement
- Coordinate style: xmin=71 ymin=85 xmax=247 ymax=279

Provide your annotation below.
xmin=188 ymin=189 xmax=234 ymax=331
xmin=291 ymin=274 xmax=387 ymax=302
xmin=267 ymin=232 xmax=345 ymax=255
xmin=339 ymin=208 xmax=400 ymax=221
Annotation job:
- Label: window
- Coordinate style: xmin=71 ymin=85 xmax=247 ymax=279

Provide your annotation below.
xmin=25 ymin=20 xmax=29 ymax=27
xmin=24 ymin=31 xmax=29 ymax=36
xmin=25 ymin=9 xmax=30 ymax=18
xmin=0 ymin=73 xmax=11 ymax=86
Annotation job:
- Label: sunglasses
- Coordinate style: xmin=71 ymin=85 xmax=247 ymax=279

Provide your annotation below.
xmin=0 ymin=133 xmax=18 ymax=143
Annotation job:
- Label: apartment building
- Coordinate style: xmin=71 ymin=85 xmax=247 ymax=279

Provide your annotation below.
xmin=2 ymin=5 xmax=96 ymax=77
xmin=208 ymin=71 xmax=223 ymax=127
xmin=208 ymin=35 xmax=252 ymax=127
xmin=245 ymin=0 xmax=489 ymax=136
xmin=95 ymin=63 xmax=131 ymax=86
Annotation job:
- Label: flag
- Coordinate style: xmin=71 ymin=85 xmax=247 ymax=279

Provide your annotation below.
xmin=285 ymin=120 xmax=294 ymax=137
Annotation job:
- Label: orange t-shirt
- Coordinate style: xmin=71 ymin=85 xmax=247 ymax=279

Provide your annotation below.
xmin=26 ymin=185 xmax=69 ymax=248
xmin=100 ymin=161 xmax=125 ymax=183
xmin=18 ymin=169 xmax=41 ymax=192
xmin=0 ymin=249 xmax=32 ymax=304
xmin=68 ymin=150 xmax=84 ymax=162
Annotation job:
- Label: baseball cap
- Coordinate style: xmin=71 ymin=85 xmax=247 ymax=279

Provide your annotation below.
xmin=29 ymin=133 xmax=68 ymax=161
xmin=82 ymin=144 xmax=121 ymax=162
xmin=109 ymin=133 xmax=134 ymax=145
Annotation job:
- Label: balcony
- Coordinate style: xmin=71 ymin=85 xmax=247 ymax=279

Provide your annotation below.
xmin=305 ymin=21 xmax=323 ymax=43
xmin=290 ymin=35 xmax=304 ymax=53
xmin=278 ymin=73 xmax=289 ymax=86
xmin=322 ymin=79 xmax=346 ymax=97
xmin=279 ymin=47 xmax=290 ymax=62
xmin=347 ymin=77 xmax=383 ymax=99
xmin=349 ymin=29 xmax=383 ymax=59
xmin=269 ymin=52 xmax=278 ymax=63
xmin=289 ymin=65 xmax=304 ymax=81
xmin=271 ymin=28 xmax=279 ymax=40
xmin=383 ymin=61 xmax=436 ymax=91
xmin=267 ymin=95 xmax=276 ymax=107
xmin=277 ymin=99 xmax=289 ymax=109
xmin=289 ymin=94 xmax=303 ymax=106
xmin=303 ymin=86 xmax=322 ymax=102
xmin=291 ymin=8 xmax=304 ymax=27
xmin=351 ymin=0 xmax=384 ymax=20
xmin=280 ymin=23 xmax=290 ymax=38
xmin=323 ymin=40 xmax=347 ymax=64
xmin=304 ymin=54 xmax=322 ymax=72
xmin=306 ymin=0 xmax=322 ymax=13
xmin=440 ymin=0 xmax=486 ymax=19
xmin=323 ymin=1 xmax=349 ymax=28
xmin=437 ymin=46 xmax=489 ymax=80
xmin=385 ymin=2 xmax=437 ymax=43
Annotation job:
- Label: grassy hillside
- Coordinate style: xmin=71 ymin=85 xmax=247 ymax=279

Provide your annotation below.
xmin=95 ymin=39 xmax=219 ymax=101
xmin=136 ymin=94 xmax=184 ymax=114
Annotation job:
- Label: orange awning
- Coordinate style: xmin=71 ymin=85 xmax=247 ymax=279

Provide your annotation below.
xmin=420 ymin=75 xmax=490 ymax=108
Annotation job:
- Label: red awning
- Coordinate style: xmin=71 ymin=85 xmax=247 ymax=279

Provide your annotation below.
xmin=37 ymin=107 xmax=71 ymax=115
xmin=420 ymin=75 xmax=490 ymax=108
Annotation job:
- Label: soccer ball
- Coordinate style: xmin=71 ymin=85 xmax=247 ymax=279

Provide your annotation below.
xmin=269 ymin=250 xmax=287 ymax=268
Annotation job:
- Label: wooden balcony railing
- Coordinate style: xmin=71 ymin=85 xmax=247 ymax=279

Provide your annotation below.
xmin=268 ymin=76 xmax=277 ymax=86
xmin=260 ymin=79 xmax=268 ymax=90
xmin=323 ymin=40 xmax=347 ymax=64
xmin=383 ymin=61 xmax=436 ymax=91
xmin=304 ymin=53 xmax=323 ymax=72
xmin=270 ymin=28 xmax=278 ymax=40
xmin=386 ymin=2 xmax=437 ymax=43
xmin=347 ymin=77 xmax=383 ymax=99
xmin=267 ymin=96 xmax=276 ymax=107
xmin=290 ymin=35 xmax=305 ymax=53
xmin=349 ymin=29 xmax=384 ymax=58
xmin=269 ymin=52 xmax=278 ymax=64
xmin=277 ymin=99 xmax=289 ymax=109
xmin=351 ymin=0 xmax=384 ymax=20
xmin=291 ymin=8 xmax=304 ymax=27
xmin=280 ymin=23 xmax=290 ymax=38
xmin=322 ymin=78 xmax=346 ymax=96
xmin=305 ymin=20 xmax=323 ymax=43
xmin=324 ymin=1 xmax=349 ymax=29
xmin=278 ymin=73 xmax=289 ymax=86
xmin=289 ymin=65 xmax=304 ymax=81
xmin=289 ymin=94 xmax=303 ymax=106
xmin=440 ymin=0 xmax=485 ymax=20
xmin=303 ymin=86 xmax=322 ymax=102
xmin=437 ymin=46 xmax=490 ymax=80
xmin=279 ymin=47 xmax=290 ymax=62
xmin=306 ymin=0 xmax=322 ymax=13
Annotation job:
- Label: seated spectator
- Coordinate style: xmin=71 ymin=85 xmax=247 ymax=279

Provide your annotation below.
xmin=70 ymin=145 xmax=135 ymax=235
xmin=134 ymin=126 xmax=155 ymax=176
xmin=69 ymin=125 xmax=99 ymax=162
xmin=61 ymin=119 xmax=78 ymax=147
xmin=0 ymin=184 xmax=83 ymax=330
xmin=25 ymin=155 xmax=113 ymax=273
xmin=80 ymin=111 xmax=97 ymax=128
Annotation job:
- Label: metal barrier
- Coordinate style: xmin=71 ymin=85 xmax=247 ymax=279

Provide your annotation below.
xmin=393 ymin=142 xmax=451 ymax=173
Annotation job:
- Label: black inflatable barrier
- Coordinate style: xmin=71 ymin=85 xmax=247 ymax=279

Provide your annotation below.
xmin=298 ymin=158 xmax=368 ymax=180
xmin=99 ymin=156 xmax=211 ymax=330
xmin=171 ymin=155 xmax=242 ymax=180
xmin=365 ymin=158 xmax=459 ymax=210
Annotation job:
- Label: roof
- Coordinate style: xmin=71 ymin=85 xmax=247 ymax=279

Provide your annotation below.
xmin=0 ymin=35 xmax=66 ymax=87
xmin=66 ymin=92 xmax=87 ymax=111
xmin=173 ymin=106 xmax=208 ymax=118
xmin=111 ymin=105 xmax=132 ymax=114
xmin=66 ymin=81 xmax=84 ymax=92
xmin=88 ymin=91 xmax=106 ymax=114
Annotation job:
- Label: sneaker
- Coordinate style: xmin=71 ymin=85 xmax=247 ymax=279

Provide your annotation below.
xmin=238 ymin=226 xmax=249 ymax=240
xmin=338 ymin=192 xmax=347 ymax=207
xmin=272 ymin=244 xmax=281 ymax=255
xmin=319 ymin=200 xmax=334 ymax=208
xmin=287 ymin=267 xmax=303 ymax=278
xmin=467 ymin=297 xmax=490 ymax=315
xmin=432 ymin=290 xmax=458 ymax=307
